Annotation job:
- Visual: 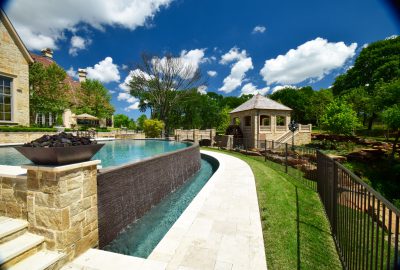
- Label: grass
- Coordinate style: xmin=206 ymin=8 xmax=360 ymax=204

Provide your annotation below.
xmin=202 ymin=147 xmax=342 ymax=270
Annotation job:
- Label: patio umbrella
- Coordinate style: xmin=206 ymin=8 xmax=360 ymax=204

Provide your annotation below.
xmin=75 ymin=113 xmax=99 ymax=120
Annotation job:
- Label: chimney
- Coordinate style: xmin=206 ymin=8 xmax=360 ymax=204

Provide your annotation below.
xmin=41 ymin=48 xmax=53 ymax=58
xmin=78 ymin=68 xmax=87 ymax=83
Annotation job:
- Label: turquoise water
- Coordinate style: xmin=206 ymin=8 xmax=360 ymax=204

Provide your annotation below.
xmin=0 ymin=140 xmax=190 ymax=168
xmin=103 ymin=156 xmax=218 ymax=258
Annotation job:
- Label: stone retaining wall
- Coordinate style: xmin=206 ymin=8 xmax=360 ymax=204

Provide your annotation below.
xmin=0 ymin=175 xmax=27 ymax=219
xmin=0 ymin=132 xmax=58 ymax=144
xmin=97 ymin=143 xmax=201 ymax=247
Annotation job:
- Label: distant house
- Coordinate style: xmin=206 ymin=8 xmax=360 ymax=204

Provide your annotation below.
xmin=0 ymin=9 xmax=33 ymax=126
xmin=229 ymin=94 xmax=312 ymax=147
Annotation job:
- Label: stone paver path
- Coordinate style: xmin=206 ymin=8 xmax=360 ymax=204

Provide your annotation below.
xmin=64 ymin=150 xmax=267 ymax=270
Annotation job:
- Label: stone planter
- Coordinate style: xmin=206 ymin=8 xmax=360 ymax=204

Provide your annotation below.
xmin=14 ymin=144 xmax=104 ymax=165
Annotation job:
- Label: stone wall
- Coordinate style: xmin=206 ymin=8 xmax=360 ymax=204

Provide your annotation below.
xmin=0 ymin=175 xmax=27 ymax=219
xmin=0 ymin=17 xmax=30 ymax=126
xmin=97 ymin=143 xmax=201 ymax=247
xmin=294 ymin=131 xmax=312 ymax=145
xmin=0 ymin=132 xmax=58 ymax=144
xmin=23 ymin=161 xmax=100 ymax=261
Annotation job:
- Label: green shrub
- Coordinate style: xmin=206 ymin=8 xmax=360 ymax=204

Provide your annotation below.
xmin=143 ymin=119 xmax=164 ymax=138
xmin=0 ymin=126 xmax=57 ymax=132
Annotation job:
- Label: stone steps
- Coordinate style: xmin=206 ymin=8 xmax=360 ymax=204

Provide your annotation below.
xmin=0 ymin=232 xmax=44 ymax=267
xmin=8 ymin=250 xmax=65 ymax=270
xmin=0 ymin=217 xmax=28 ymax=244
xmin=0 ymin=216 xmax=65 ymax=270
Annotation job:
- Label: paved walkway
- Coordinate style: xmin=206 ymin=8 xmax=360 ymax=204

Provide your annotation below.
xmin=64 ymin=150 xmax=267 ymax=270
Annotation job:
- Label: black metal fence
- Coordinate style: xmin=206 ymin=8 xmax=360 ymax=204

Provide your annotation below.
xmin=317 ymin=151 xmax=400 ymax=270
xmin=214 ymin=137 xmax=400 ymax=269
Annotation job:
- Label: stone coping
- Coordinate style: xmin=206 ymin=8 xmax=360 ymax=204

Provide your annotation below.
xmin=22 ymin=160 xmax=101 ymax=172
xmin=0 ymin=165 xmax=27 ymax=179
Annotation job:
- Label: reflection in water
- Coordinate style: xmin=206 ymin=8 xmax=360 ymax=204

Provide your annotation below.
xmin=0 ymin=140 xmax=190 ymax=168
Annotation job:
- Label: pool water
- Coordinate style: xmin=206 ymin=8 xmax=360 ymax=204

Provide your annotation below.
xmin=103 ymin=156 xmax=218 ymax=258
xmin=0 ymin=140 xmax=190 ymax=168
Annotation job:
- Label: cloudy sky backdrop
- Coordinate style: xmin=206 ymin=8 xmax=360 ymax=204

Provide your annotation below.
xmin=2 ymin=0 xmax=399 ymax=118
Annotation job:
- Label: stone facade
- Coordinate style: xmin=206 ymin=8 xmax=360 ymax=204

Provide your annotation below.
xmin=0 ymin=11 xmax=32 ymax=126
xmin=0 ymin=132 xmax=58 ymax=144
xmin=23 ymin=161 xmax=100 ymax=261
xmin=0 ymin=175 xmax=27 ymax=219
xmin=174 ymin=129 xmax=216 ymax=144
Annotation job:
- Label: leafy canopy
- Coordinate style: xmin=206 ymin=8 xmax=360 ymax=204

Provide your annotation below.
xmin=320 ymin=99 xmax=361 ymax=135
xmin=29 ymin=62 xmax=69 ymax=116
xmin=114 ymin=114 xmax=136 ymax=129
xmin=76 ymin=79 xmax=114 ymax=118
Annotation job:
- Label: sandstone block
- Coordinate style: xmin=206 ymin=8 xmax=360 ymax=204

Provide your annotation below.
xmin=35 ymin=206 xmax=70 ymax=230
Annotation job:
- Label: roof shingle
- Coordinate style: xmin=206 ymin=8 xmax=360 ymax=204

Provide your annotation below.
xmin=230 ymin=94 xmax=292 ymax=113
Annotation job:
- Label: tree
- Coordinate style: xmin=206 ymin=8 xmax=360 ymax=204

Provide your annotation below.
xmin=143 ymin=119 xmax=164 ymax=138
xmin=29 ymin=62 xmax=69 ymax=122
xmin=305 ymin=88 xmax=333 ymax=126
xmin=320 ymin=99 xmax=361 ymax=135
xmin=382 ymin=105 xmax=400 ymax=159
xmin=332 ymin=36 xmax=400 ymax=129
xmin=76 ymin=79 xmax=114 ymax=118
xmin=136 ymin=114 xmax=147 ymax=131
xmin=114 ymin=114 xmax=136 ymax=129
xmin=269 ymin=86 xmax=315 ymax=123
xmin=128 ymin=53 xmax=205 ymax=136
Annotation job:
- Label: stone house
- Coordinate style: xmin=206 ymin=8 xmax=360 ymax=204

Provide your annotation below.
xmin=229 ymin=94 xmax=312 ymax=147
xmin=0 ymin=9 xmax=33 ymax=126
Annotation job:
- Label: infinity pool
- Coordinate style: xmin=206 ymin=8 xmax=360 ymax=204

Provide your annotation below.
xmin=0 ymin=140 xmax=191 ymax=168
xmin=103 ymin=155 xmax=218 ymax=258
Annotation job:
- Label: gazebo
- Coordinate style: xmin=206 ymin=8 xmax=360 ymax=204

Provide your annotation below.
xmin=229 ymin=94 xmax=311 ymax=147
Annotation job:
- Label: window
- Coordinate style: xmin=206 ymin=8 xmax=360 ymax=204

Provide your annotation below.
xmin=244 ymin=116 xmax=251 ymax=126
xmin=233 ymin=117 xmax=240 ymax=125
xmin=260 ymin=115 xmax=270 ymax=126
xmin=276 ymin=115 xmax=286 ymax=126
xmin=0 ymin=76 xmax=12 ymax=121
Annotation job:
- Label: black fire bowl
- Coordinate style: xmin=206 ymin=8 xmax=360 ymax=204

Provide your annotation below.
xmin=14 ymin=144 xmax=104 ymax=166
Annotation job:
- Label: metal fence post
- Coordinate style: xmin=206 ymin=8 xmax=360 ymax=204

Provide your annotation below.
xmin=285 ymin=143 xmax=288 ymax=173
xmin=264 ymin=139 xmax=267 ymax=162
xmin=332 ymin=161 xmax=338 ymax=236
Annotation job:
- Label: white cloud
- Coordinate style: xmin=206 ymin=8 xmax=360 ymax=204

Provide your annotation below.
xmin=207 ymin=70 xmax=217 ymax=77
xmin=86 ymin=57 xmax=120 ymax=83
xmin=69 ymin=36 xmax=91 ymax=56
xmin=118 ymin=92 xmax=140 ymax=111
xmin=124 ymin=102 xmax=140 ymax=111
xmin=121 ymin=64 xmax=129 ymax=70
xmin=260 ymin=37 xmax=357 ymax=85
xmin=119 ymin=69 xmax=153 ymax=92
xmin=271 ymin=85 xmax=297 ymax=93
xmin=385 ymin=35 xmax=398 ymax=40
xmin=66 ymin=67 xmax=77 ymax=79
xmin=252 ymin=25 xmax=266 ymax=34
xmin=198 ymin=85 xmax=207 ymax=94
xmin=6 ymin=0 xmax=173 ymax=50
xmin=219 ymin=47 xmax=253 ymax=93
xmin=157 ymin=49 xmax=207 ymax=78
xmin=241 ymin=83 xmax=269 ymax=96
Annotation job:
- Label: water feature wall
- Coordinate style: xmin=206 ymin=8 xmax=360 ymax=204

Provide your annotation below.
xmin=97 ymin=143 xmax=201 ymax=247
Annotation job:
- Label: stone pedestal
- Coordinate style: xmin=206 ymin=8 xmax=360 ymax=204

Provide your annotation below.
xmin=23 ymin=160 xmax=100 ymax=262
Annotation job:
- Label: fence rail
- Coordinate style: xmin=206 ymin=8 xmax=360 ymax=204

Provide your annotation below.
xmin=214 ymin=138 xmax=400 ymax=269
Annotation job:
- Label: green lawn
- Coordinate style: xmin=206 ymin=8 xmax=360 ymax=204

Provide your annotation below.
xmin=202 ymin=147 xmax=342 ymax=270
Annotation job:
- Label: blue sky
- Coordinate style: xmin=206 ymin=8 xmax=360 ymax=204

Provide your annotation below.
xmin=3 ymin=0 xmax=399 ymax=119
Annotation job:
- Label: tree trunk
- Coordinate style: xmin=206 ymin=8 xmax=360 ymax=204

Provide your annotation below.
xmin=390 ymin=130 xmax=400 ymax=160
xmin=367 ymin=113 xmax=376 ymax=130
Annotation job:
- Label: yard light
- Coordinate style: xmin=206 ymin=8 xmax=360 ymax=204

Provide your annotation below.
xmin=288 ymin=120 xmax=299 ymax=150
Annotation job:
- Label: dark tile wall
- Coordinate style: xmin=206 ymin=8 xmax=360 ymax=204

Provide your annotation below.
xmin=97 ymin=144 xmax=201 ymax=247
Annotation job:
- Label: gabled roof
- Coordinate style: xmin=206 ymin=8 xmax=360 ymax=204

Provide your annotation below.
xmin=230 ymin=94 xmax=292 ymax=114
xmin=0 ymin=9 xmax=33 ymax=64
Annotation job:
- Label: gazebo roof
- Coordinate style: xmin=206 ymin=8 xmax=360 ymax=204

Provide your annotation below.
xmin=230 ymin=94 xmax=292 ymax=114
